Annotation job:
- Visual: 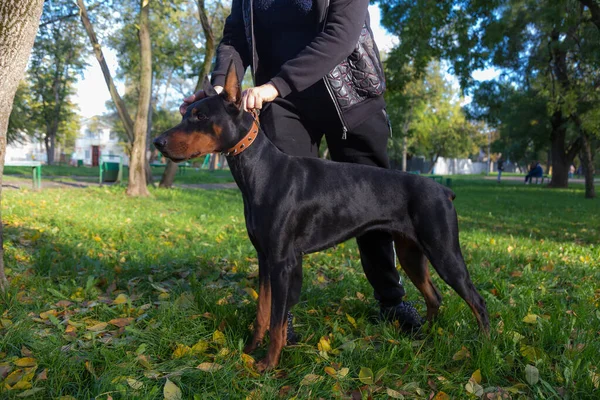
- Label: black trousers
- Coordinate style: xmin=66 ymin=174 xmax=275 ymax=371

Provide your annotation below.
xmin=260 ymin=81 xmax=406 ymax=307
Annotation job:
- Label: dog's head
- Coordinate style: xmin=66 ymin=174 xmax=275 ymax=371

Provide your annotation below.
xmin=153 ymin=62 xmax=245 ymax=162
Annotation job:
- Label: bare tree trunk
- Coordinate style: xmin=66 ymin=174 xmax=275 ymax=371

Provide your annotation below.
xmin=145 ymin=92 xmax=155 ymax=186
xmin=126 ymin=0 xmax=152 ymax=197
xmin=548 ymin=110 xmax=581 ymax=188
xmin=0 ymin=0 xmax=45 ymax=292
xmin=76 ymin=0 xmax=134 ymax=143
xmin=402 ymin=136 xmax=407 ymax=171
xmin=548 ymin=31 xmax=582 ymax=188
xmin=159 ymin=161 xmax=179 ymax=188
xmin=580 ymin=132 xmax=596 ymax=199
xmin=193 ymin=0 xmax=216 ymax=93
xmin=160 ymin=0 xmax=216 ymax=188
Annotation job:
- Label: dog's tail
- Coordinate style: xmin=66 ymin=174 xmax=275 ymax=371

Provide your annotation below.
xmin=444 ymin=187 xmax=456 ymax=201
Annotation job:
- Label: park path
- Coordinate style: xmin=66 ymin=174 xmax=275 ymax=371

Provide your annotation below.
xmin=485 ymin=175 xmax=600 ymax=183
xmin=2 ymin=175 xmax=237 ymax=191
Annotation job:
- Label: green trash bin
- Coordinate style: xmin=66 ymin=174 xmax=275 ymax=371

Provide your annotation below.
xmin=77 ymin=159 xmax=83 ymax=167
xmin=102 ymin=161 xmax=120 ymax=182
xmin=99 ymin=155 xmax=123 ymax=184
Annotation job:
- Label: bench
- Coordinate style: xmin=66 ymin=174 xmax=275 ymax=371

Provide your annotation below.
xmin=406 ymin=171 xmax=451 ymax=187
xmin=150 ymin=162 xmax=191 ymax=175
xmin=5 ymin=161 xmax=42 ymax=189
xmin=428 ymin=175 xmax=444 ymax=184
xmin=533 ymin=175 xmax=550 ymax=184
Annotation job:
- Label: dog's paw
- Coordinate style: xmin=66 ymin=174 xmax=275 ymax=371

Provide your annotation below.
xmin=243 ymin=343 xmax=258 ymax=354
xmin=255 ymin=358 xmax=275 ymax=373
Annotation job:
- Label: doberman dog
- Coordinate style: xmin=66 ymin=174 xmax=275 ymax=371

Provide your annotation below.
xmin=153 ymin=62 xmax=490 ymax=372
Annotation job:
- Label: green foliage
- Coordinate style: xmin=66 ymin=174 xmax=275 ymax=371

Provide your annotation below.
xmin=377 ymin=0 xmax=600 ymax=185
xmin=1 ymin=181 xmax=599 ymax=397
xmin=6 ymin=82 xmax=36 ymax=145
xmin=386 ymin=62 xmax=486 ymax=168
xmin=468 ymin=81 xmax=550 ymax=166
xmin=20 ymin=0 xmax=87 ymax=161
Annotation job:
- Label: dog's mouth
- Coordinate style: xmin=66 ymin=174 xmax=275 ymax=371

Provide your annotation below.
xmin=161 ymin=151 xmax=203 ymax=163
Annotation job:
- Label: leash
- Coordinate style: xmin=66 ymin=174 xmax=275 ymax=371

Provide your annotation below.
xmin=222 ymin=109 xmax=260 ymax=156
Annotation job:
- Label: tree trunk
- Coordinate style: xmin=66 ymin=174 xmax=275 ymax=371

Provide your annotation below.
xmin=402 ymin=136 xmax=407 ymax=171
xmin=160 ymin=0 xmax=216 ymax=188
xmin=159 ymin=161 xmax=179 ymax=188
xmin=76 ymin=0 xmax=134 ymax=143
xmin=145 ymin=92 xmax=155 ymax=186
xmin=193 ymin=0 xmax=216 ymax=93
xmin=548 ymin=110 xmax=581 ymax=188
xmin=578 ymin=129 xmax=596 ymax=199
xmin=0 ymin=0 xmax=45 ymax=292
xmin=548 ymin=31 xmax=581 ymax=188
xmin=126 ymin=0 xmax=152 ymax=197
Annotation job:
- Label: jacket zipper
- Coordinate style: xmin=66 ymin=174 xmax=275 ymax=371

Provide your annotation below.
xmin=250 ymin=0 xmax=257 ymax=81
xmin=320 ymin=0 xmax=349 ymax=139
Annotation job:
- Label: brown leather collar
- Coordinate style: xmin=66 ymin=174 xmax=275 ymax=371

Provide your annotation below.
xmin=222 ymin=112 xmax=259 ymax=156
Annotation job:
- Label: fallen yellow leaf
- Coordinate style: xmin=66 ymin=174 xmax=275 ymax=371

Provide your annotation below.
xmin=172 ymin=344 xmax=192 ymax=359
xmin=191 ymin=340 xmax=209 ymax=354
xmin=300 ymin=373 xmax=322 ymax=385
xmin=13 ymin=358 xmax=37 ymax=368
xmin=113 ymin=294 xmax=128 ymax=305
xmin=212 ymin=330 xmax=226 ymax=345
xmin=317 ymin=336 xmax=332 ymax=352
xmin=108 ymin=317 xmax=134 ymax=328
xmin=163 ymin=378 xmax=182 ymax=400
xmin=197 ymin=362 xmax=223 ymax=372
xmin=522 ymin=314 xmax=538 ymax=324
xmin=86 ymin=322 xmax=108 ymax=332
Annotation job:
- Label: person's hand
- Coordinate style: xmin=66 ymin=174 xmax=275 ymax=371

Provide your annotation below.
xmin=241 ymin=82 xmax=279 ymax=111
xmin=179 ymin=85 xmax=223 ymax=116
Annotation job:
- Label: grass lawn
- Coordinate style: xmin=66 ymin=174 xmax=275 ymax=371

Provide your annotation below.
xmin=1 ymin=179 xmax=599 ymax=399
xmin=3 ymin=165 xmax=234 ymax=185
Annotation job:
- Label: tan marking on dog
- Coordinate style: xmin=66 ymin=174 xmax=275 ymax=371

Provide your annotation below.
xmin=163 ymin=130 xmax=219 ymax=159
xmin=244 ymin=281 xmax=271 ymax=354
xmin=256 ymin=318 xmax=287 ymax=372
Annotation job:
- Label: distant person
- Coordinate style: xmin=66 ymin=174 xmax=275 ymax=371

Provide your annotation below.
xmin=569 ymin=164 xmax=575 ymax=179
xmin=524 ymin=162 xmax=543 ymax=184
xmin=497 ymin=157 xmax=504 ymax=182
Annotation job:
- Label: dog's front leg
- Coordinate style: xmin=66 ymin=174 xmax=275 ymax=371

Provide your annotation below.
xmin=255 ymin=261 xmax=295 ymax=372
xmin=244 ymin=253 xmax=270 ymax=354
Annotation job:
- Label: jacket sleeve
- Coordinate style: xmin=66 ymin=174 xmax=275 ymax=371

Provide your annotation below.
xmin=270 ymin=0 xmax=370 ymax=98
xmin=211 ymin=0 xmax=251 ymax=87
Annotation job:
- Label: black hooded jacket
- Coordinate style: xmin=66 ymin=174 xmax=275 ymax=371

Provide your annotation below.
xmin=211 ymin=0 xmax=387 ymax=131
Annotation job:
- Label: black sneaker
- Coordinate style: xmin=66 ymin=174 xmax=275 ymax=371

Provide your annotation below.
xmin=286 ymin=311 xmax=298 ymax=345
xmin=380 ymin=301 xmax=424 ymax=332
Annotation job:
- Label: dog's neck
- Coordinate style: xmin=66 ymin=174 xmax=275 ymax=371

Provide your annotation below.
xmin=222 ymin=113 xmax=259 ymax=156
xmin=225 ymin=114 xmax=285 ymax=198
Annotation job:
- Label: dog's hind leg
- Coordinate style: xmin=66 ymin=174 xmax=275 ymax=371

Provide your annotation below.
xmin=256 ymin=253 xmax=302 ymax=372
xmin=393 ymin=236 xmax=442 ymax=323
xmin=418 ymin=223 xmax=490 ymax=333
xmin=244 ymin=252 xmax=271 ymax=354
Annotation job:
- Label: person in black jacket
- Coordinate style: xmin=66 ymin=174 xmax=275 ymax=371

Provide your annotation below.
xmin=180 ymin=0 xmax=422 ymax=331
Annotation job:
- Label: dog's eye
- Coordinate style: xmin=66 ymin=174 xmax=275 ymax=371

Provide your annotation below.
xmin=191 ymin=109 xmax=208 ymax=120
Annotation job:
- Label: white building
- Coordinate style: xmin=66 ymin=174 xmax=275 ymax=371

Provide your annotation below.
xmin=5 ymin=134 xmax=47 ymax=162
xmin=73 ymin=117 xmax=128 ymax=166
xmin=6 ymin=117 xmax=129 ymax=166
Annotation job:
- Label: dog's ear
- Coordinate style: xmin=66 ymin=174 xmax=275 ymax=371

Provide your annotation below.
xmin=222 ymin=60 xmax=242 ymax=108
xmin=203 ymin=76 xmax=218 ymax=96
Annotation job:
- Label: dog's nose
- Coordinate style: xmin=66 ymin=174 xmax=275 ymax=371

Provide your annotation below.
xmin=153 ymin=137 xmax=167 ymax=149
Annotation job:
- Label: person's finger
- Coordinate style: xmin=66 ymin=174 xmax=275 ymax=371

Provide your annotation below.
xmin=247 ymin=92 xmax=256 ymax=110
xmin=241 ymin=90 xmax=250 ymax=111
xmin=255 ymin=96 xmax=263 ymax=110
